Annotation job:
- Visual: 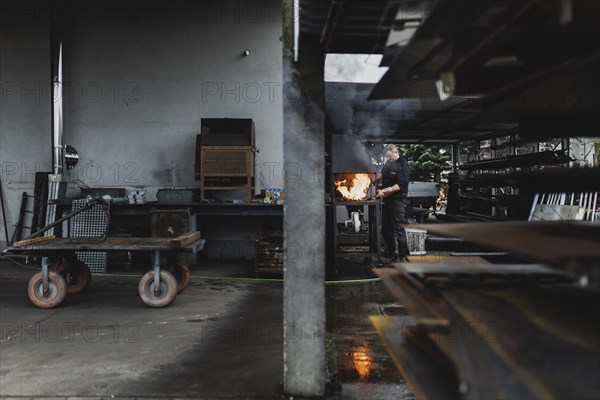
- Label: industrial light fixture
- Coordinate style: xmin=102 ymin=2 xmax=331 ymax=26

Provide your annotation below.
xmin=435 ymin=71 xmax=484 ymax=101
xmin=65 ymin=145 xmax=79 ymax=170
xmin=435 ymin=71 xmax=455 ymax=101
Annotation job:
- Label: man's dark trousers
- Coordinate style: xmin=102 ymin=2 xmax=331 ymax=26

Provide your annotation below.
xmin=382 ymin=197 xmax=410 ymax=258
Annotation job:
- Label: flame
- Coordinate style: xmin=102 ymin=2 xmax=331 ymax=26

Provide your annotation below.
xmin=335 ymin=174 xmax=372 ymax=200
xmin=352 ymin=345 xmax=372 ymax=380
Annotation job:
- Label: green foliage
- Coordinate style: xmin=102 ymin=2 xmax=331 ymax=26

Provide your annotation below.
xmin=593 ymin=138 xmax=600 ymax=155
xmin=398 ymin=144 xmax=451 ymax=181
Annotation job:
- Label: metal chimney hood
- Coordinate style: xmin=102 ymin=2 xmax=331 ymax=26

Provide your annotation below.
xmin=330 ymin=134 xmax=376 ymax=174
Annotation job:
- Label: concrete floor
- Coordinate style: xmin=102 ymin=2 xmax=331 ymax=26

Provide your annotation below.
xmin=0 ymin=257 xmax=413 ymax=399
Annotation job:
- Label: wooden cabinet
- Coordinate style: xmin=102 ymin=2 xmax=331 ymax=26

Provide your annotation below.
xmin=199 ymin=145 xmax=255 ymax=203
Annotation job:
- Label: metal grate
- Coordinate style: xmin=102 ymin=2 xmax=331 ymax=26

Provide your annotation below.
xmin=70 ymin=199 xmax=109 ymax=274
xmin=75 ymin=251 xmax=107 ymax=274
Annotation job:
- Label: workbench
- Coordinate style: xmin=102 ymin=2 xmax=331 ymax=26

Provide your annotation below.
xmin=3 ymin=233 xmax=205 ymax=309
xmin=109 ymin=203 xmax=283 ymax=261
xmin=48 ymin=201 xmax=282 ymax=235
xmin=110 ymin=202 xmax=283 ymax=216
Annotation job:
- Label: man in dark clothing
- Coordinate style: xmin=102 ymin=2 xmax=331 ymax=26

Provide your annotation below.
xmin=376 ymin=144 xmax=410 ymax=263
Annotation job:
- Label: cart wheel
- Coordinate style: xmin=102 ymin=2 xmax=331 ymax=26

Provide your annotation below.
xmin=27 ymin=271 xmax=67 ymax=309
xmin=138 ymin=270 xmax=178 ymax=308
xmin=172 ymin=261 xmax=191 ymax=294
xmin=56 ymin=260 xmax=92 ymax=295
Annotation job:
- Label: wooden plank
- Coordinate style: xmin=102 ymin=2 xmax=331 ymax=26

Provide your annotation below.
xmin=170 ymin=231 xmax=201 ymax=248
xmin=375 ymin=268 xmax=450 ymax=322
xmin=186 ymin=238 xmax=206 ymax=253
xmin=12 ymin=235 xmax=55 ymax=248
xmin=442 ymin=287 xmax=600 ymax=400
xmin=376 ymin=267 xmax=461 ymax=366
xmin=423 ymin=221 xmax=600 ymax=263
xmin=402 ymin=263 xmax=572 ymax=289
xmin=443 ymin=305 xmax=538 ymax=400
xmin=405 ymin=327 xmax=456 ymax=373
xmin=406 ymin=263 xmax=555 ymax=275
xmin=370 ymin=316 xmax=460 ymax=400
xmin=5 ymin=236 xmax=204 ymax=252
xmin=405 ymin=254 xmax=491 ymax=265
xmin=376 ymin=276 xmax=599 ymax=399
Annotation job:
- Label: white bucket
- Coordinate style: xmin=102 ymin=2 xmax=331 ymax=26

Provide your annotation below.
xmin=405 ymin=228 xmax=427 ymax=255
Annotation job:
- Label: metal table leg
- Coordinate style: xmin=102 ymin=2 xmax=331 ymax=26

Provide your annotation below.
xmin=376 ymin=202 xmax=382 ymax=263
xmin=42 ymin=258 xmax=49 ymax=296
xmin=153 ymin=250 xmax=161 ymax=294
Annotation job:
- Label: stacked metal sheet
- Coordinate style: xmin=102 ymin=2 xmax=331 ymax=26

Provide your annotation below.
xmin=372 ymin=222 xmax=600 ymax=399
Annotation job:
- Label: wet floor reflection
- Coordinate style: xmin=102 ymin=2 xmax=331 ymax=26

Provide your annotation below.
xmin=351 ymin=344 xmax=373 ymax=381
xmin=326 ymin=281 xmax=407 ymax=384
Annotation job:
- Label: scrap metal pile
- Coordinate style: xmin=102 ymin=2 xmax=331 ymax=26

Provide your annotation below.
xmin=372 ymin=221 xmax=600 ymax=400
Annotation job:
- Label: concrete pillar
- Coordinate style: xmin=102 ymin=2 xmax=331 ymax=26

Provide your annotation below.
xmin=282 ymin=0 xmax=326 ymax=396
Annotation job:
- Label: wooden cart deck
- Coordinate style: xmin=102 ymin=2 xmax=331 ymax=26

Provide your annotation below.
xmin=5 ymin=235 xmax=205 ymax=253
xmin=3 ymin=232 xmax=205 ymax=309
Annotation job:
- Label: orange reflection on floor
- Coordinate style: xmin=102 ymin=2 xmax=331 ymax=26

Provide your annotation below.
xmin=352 ymin=344 xmax=372 ymax=380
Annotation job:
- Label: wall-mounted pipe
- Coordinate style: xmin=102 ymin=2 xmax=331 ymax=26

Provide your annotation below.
xmin=46 ymin=20 xmax=66 ymax=238
xmin=51 ymin=21 xmax=65 ymax=176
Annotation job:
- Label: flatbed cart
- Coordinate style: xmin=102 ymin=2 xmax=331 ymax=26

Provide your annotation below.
xmin=3 ymin=233 xmax=205 ymax=309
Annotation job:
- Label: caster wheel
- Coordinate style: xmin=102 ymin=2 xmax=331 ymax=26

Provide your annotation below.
xmin=172 ymin=261 xmax=191 ymax=294
xmin=27 ymin=271 xmax=67 ymax=309
xmin=56 ymin=260 xmax=92 ymax=295
xmin=138 ymin=270 xmax=178 ymax=308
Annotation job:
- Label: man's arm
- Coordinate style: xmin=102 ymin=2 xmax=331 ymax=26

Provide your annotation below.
xmin=376 ymin=184 xmax=400 ymax=198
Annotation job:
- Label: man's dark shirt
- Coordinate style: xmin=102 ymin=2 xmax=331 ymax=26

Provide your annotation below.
xmin=381 ymin=155 xmax=410 ymax=199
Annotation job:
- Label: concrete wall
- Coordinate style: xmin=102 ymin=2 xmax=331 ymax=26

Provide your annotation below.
xmin=0 ymin=1 xmax=283 ymax=248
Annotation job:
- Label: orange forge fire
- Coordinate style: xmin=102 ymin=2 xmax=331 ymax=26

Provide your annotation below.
xmin=334 ymin=173 xmax=372 ymax=200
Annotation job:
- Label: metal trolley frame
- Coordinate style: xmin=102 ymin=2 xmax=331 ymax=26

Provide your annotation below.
xmin=4 ymin=234 xmax=204 ymax=309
